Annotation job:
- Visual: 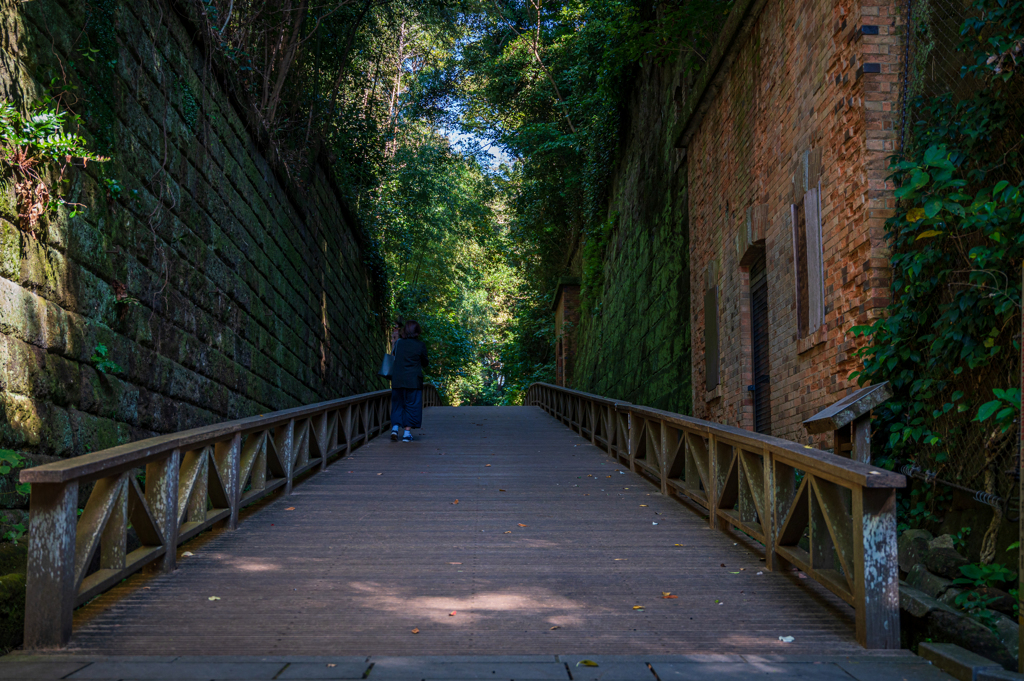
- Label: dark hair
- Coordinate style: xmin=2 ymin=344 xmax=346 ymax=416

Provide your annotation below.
xmin=403 ymin=320 xmax=421 ymax=339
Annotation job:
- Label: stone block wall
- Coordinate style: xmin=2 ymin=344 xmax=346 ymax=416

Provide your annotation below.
xmin=572 ymin=58 xmax=691 ymax=413
xmin=686 ymin=0 xmax=900 ymax=444
xmin=0 ymin=0 xmax=385 ymax=470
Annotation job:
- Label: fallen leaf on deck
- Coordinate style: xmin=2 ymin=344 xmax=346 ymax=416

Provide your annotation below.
xmin=377 ymin=473 xmax=383 ymax=476
xmin=449 ymin=611 xmax=457 ymax=616
xmin=499 ymin=489 xmax=506 ymax=492
xmin=411 ymin=628 xmax=420 ymax=634
xmin=661 ymin=592 xmax=678 ymax=599
xmin=577 ymin=660 xmax=599 ymax=667
xmin=327 ymin=664 xmax=336 ymax=668
xmin=720 ymin=563 xmax=726 ymax=567
xmin=674 ymin=544 xmax=685 ymax=546
xmin=779 ymin=636 xmax=795 ymax=643
xmin=452 ymin=499 xmax=459 ymax=505
xmin=448 ymin=562 xmax=462 ymax=565
xmin=486 ymin=464 xmax=491 ymax=467
xmin=285 ymin=507 xmax=296 ymax=511
xmin=798 ymin=572 xmax=807 ymax=579
xmin=633 ymin=605 xmax=644 ymax=610
xmin=550 ymin=626 xmax=560 ymax=630
xmin=729 ymin=571 xmax=740 ymax=574
xmin=606 ymin=475 xmax=611 ymax=478
xmin=652 ymin=522 xmax=658 ymax=525
xmin=756 ymin=571 xmax=764 ymax=575
xmin=504 ymin=531 xmax=512 ymax=534
xmin=208 ymin=596 xmax=221 ymax=601
xmin=182 ymin=551 xmax=194 ymax=557
xmin=640 ymin=504 xmax=648 ymax=507
xmin=518 ymin=523 xmax=527 ymax=527
xmin=614 ymin=558 xmax=627 ymax=561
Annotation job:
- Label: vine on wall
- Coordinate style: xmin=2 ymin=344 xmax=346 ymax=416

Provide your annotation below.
xmin=852 ymin=0 xmax=1024 ymax=562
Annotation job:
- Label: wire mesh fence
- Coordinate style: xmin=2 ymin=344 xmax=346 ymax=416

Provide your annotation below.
xmin=895 ymin=0 xmax=1021 ymax=524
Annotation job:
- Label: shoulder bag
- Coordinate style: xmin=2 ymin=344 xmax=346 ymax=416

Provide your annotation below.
xmin=378 ymin=340 xmax=398 ymax=378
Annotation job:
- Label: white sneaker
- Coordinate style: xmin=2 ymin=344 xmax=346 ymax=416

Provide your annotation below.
xmin=402 ymin=431 xmax=413 ymax=442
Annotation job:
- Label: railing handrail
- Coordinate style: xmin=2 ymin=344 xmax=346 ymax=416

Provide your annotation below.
xmin=21 ymin=390 xmax=390 ymax=485
xmin=528 ymin=382 xmax=903 ymax=489
xmin=23 ymin=385 xmax=445 ymax=485
xmin=525 ymin=381 xmax=904 ymax=650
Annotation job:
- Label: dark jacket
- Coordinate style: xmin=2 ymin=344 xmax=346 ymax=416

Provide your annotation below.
xmin=390 ymin=338 xmax=429 ymax=390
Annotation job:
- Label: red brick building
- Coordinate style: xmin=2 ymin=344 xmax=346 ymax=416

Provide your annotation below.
xmin=678 ymin=0 xmax=900 ymax=446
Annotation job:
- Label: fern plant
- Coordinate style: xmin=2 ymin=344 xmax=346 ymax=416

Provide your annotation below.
xmin=0 ymin=99 xmax=109 ymax=229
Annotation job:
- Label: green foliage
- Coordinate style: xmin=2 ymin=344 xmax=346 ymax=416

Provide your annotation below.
xmin=175 ymin=76 xmax=201 ymax=133
xmin=953 ymin=562 xmax=1017 ymax=589
xmin=90 ymin=344 xmax=123 ymax=375
xmin=952 ymin=562 xmax=1017 ymax=628
xmin=0 ymin=450 xmax=30 ymax=499
xmin=0 ymin=101 xmax=106 ymax=171
xmin=581 ymin=214 xmax=616 ymax=311
xmin=973 ymin=387 xmax=1020 ymax=432
xmin=952 ymin=526 xmax=972 ymax=554
xmin=0 ymin=97 xmax=109 ymax=228
xmin=850 ymin=0 xmax=1024 ymax=479
xmin=455 ymin=1 xmax=728 ymax=385
xmin=896 ymin=483 xmax=948 ymax=533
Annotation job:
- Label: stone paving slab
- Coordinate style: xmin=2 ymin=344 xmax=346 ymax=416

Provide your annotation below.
xmin=365 ymin=658 xmax=569 ymax=680
xmin=835 ymin=660 xmax=956 ymax=681
xmin=0 ymin=654 xmax=961 ymax=681
xmin=0 ymin=661 xmax=91 ymax=679
xmin=66 ymin=661 xmax=287 ymax=679
xmin=276 ymin=660 xmax=374 ymax=679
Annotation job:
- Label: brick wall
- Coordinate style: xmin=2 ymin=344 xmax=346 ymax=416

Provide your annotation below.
xmin=571 ymin=57 xmax=691 ymax=413
xmin=0 ymin=0 xmax=385 ymax=469
xmin=687 ymin=0 xmax=900 ymax=445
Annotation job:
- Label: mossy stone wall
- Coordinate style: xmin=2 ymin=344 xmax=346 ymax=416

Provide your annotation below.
xmin=571 ymin=60 xmax=692 ymax=414
xmin=0 ymin=0 xmax=385 ymax=474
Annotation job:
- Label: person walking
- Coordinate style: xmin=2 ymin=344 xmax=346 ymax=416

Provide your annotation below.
xmin=390 ymin=320 xmax=429 ymax=442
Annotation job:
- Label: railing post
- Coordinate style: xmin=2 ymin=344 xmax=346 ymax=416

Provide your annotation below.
xmin=277 ymin=420 xmax=296 ymax=495
xmin=24 ymin=481 xmax=78 ymax=649
xmin=627 ymin=411 xmax=639 ymax=473
xmin=707 ymin=433 xmax=719 ymax=529
xmin=216 ymin=433 xmax=242 ymax=530
xmin=147 ymin=449 xmax=180 ymax=574
xmin=589 ymin=400 xmax=597 ymax=446
xmin=853 ymin=487 xmax=900 ymax=648
xmin=659 ymin=420 xmax=669 ymax=495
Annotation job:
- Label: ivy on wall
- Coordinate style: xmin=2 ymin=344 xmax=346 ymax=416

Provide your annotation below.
xmin=851 ymin=0 xmax=1024 ymax=560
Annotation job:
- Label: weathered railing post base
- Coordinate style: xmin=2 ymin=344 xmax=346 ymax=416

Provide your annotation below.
xmin=24 ymin=482 xmax=77 ymax=649
xmin=854 ymin=487 xmax=901 ymax=649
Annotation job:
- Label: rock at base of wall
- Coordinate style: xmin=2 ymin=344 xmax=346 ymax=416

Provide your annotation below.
xmin=0 ymin=543 xmax=26 ymax=575
xmin=899 ymin=529 xmax=934 ymax=573
xmin=926 ymin=607 xmax=1017 ymax=670
xmin=0 ymin=572 xmax=25 ymax=651
xmin=907 ymin=563 xmax=953 ymax=598
xmin=925 ymin=534 xmax=970 ymax=579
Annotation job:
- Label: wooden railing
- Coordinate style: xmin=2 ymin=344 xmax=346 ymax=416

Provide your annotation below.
xmin=20 ymin=384 xmax=442 ymax=649
xmin=525 ymin=382 xmax=905 ymax=649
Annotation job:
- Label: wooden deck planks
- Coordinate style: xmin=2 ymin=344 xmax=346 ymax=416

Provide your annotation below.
xmin=67 ymin=406 xmax=862 ymax=655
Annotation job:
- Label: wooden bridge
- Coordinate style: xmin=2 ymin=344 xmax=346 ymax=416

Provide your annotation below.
xmin=17 ymin=383 xmax=911 ymax=663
